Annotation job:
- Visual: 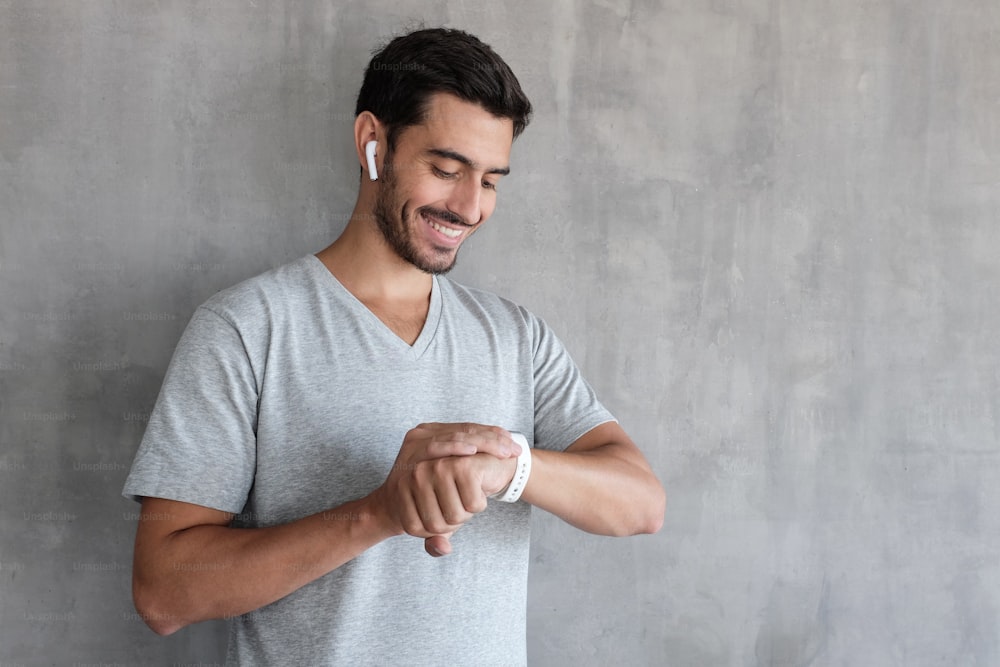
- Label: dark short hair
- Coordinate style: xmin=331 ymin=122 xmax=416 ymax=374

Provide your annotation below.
xmin=355 ymin=28 xmax=532 ymax=151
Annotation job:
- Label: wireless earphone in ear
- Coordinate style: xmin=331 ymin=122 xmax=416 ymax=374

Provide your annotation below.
xmin=365 ymin=140 xmax=378 ymax=181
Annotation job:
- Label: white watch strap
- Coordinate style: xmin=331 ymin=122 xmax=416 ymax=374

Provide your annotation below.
xmin=494 ymin=432 xmax=531 ymax=503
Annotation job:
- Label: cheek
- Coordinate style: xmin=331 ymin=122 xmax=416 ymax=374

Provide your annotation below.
xmin=407 ymin=178 xmax=450 ymax=210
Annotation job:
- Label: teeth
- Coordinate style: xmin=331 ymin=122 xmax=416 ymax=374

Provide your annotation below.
xmin=428 ymin=218 xmax=462 ymax=238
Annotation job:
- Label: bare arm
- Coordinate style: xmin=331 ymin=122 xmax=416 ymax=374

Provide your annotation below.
xmin=131 ymin=424 xmax=521 ymax=635
xmin=519 ymin=421 xmax=665 ymax=536
xmin=132 ymin=494 xmax=396 ymax=636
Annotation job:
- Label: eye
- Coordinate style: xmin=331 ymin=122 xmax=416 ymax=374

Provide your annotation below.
xmin=482 ymin=181 xmax=497 ymax=191
xmin=432 ymin=166 xmax=456 ymax=179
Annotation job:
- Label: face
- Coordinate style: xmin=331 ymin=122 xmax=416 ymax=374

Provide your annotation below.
xmin=372 ymin=93 xmax=514 ymax=274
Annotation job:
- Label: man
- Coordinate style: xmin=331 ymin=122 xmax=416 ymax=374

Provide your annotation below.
xmin=123 ymin=27 xmax=665 ymax=665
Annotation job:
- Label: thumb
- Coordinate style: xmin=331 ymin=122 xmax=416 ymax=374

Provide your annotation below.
xmin=424 ymin=533 xmax=454 ymax=557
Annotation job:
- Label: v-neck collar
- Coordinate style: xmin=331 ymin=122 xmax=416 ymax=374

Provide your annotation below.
xmin=307 ymin=254 xmax=442 ymax=360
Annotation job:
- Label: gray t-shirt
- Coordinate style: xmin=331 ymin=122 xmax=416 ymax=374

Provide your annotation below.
xmin=123 ymin=254 xmax=615 ymax=666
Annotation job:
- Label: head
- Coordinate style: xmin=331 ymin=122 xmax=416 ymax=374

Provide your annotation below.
xmin=353 ymin=28 xmax=532 ymax=274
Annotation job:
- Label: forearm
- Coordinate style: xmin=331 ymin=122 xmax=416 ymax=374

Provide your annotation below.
xmin=519 ymin=440 xmax=665 ymax=537
xmin=134 ymin=494 xmax=398 ymax=635
xmin=134 ymin=425 xmax=525 ymax=633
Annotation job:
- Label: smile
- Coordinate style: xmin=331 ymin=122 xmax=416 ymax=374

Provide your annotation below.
xmin=424 ymin=215 xmax=463 ymax=239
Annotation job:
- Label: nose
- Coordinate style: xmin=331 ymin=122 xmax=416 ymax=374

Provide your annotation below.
xmin=445 ymin=177 xmax=483 ymax=226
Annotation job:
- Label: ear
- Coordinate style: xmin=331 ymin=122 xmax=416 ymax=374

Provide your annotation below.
xmin=354 ymin=111 xmax=383 ymax=181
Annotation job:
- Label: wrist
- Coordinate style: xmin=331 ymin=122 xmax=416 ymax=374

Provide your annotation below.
xmin=359 ymin=488 xmax=405 ymax=539
xmin=490 ymin=432 xmax=532 ymax=503
xmin=486 ymin=456 xmax=518 ymax=496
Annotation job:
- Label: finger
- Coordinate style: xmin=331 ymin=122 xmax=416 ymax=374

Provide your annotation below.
xmin=419 ymin=437 xmax=478 ymax=460
xmin=397 ymin=482 xmax=431 ymax=538
xmin=408 ymin=423 xmax=522 ymax=461
xmin=454 ymin=458 xmax=489 ymax=514
xmin=406 ymin=424 xmax=477 ymax=460
xmin=468 ymin=426 xmax=521 ymax=459
xmin=429 ymin=459 xmax=476 ymax=527
xmin=413 ymin=467 xmax=461 ymax=535
xmin=425 ymin=533 xmax=453 ymax=557
xmin=441 ymin=424 xmax=519 ymax=459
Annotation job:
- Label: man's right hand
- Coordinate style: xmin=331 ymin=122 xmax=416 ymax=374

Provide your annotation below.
xmin=130 ymin=424 xmax=522 ymax=635
xmin=366 ymin=423 xmax=522 ymax=556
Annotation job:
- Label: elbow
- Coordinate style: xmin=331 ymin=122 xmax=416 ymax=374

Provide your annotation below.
xmin=146 ymin=619 xmax=181 ymax=637
xmin=642 ymin=504 xmax=665 ymax=535
xmin=146 ymin=616 xmax=183 ymax=637
xmin=602 ymin=484 xmax=665 ymax=537
xmin=601 ymin=475 xmax=666 ymax=537
xmin=634 ymin=480 xmax=666 ymax=536
xmin=132 ymin=575 xmax=185 ymax=636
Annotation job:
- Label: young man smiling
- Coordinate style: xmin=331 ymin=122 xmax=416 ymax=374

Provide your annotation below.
xmin=124 ymin=28 xmax=664 ymax=665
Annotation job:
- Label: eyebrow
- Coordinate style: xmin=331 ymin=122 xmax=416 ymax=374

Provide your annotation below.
xmin=426 ymin=148 xmax=510 ymax=176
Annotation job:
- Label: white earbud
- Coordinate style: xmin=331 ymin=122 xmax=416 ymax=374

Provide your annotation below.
xmin=365 ymin=140 xmax=378 ymax=181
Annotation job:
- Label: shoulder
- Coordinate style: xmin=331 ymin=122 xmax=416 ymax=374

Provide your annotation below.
xmin=437 ymin=277 xmax=537 ymax=328
xmin=436 ymin=278 xmax=562 ymax=355
xmin=197 ymin=255 xmax=322 ymax=326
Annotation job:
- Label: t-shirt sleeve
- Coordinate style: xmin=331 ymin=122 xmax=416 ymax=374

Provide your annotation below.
xmin=121 ymin=305 xmax=258 ymax=513
xmin=525 ymin=309 xmax=617 ymax=452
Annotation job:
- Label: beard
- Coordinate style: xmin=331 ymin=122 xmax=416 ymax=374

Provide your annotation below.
xmin=372 ymin=153 xmax=468 ymax=275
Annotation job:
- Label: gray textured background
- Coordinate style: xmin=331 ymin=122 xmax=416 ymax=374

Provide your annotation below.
xmin=2 ymin=1 xmax=998 ymax=665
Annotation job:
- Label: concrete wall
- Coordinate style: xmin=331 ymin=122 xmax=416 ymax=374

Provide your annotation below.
xmin=2 ymin=1 xmax=998 ymax=665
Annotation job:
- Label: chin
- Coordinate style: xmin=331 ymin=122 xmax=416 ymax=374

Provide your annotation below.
xmin=418 ymin=254 xmax=458 ymax=275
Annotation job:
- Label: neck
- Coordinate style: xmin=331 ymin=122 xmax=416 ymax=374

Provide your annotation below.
xmin=315 ymin=195 xmax=433 ymax=306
